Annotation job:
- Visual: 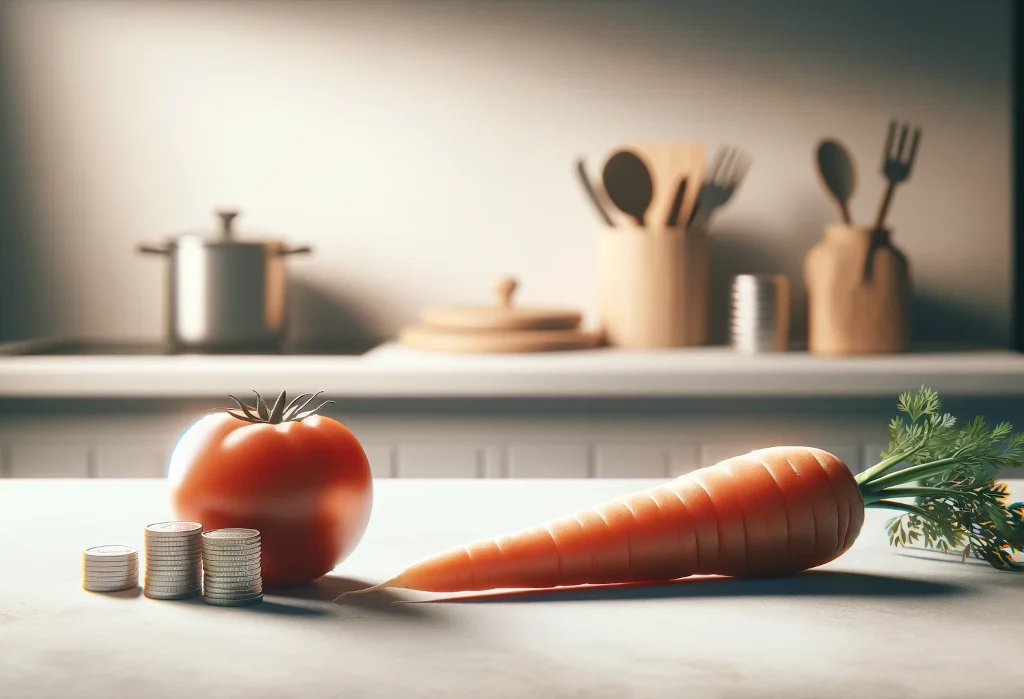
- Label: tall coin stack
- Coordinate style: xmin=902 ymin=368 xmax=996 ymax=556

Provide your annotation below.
xmin=201 ymin=528 xmax=264 ymax=607
xmin=143 ymin=521 xmax=203 ymax=600
xmin=82 ymin=545 xmax=139 ymax=592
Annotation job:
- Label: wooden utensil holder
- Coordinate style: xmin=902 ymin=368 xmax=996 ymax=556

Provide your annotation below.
xmin=597 ymin=225 xmax=709 ymax=348
xmin=804 ymin=223 xmax=911 ymax=355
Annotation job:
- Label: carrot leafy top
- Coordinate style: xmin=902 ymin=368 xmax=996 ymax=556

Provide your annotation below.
xmin=856 ymin=386 xmax=1024 ymax=571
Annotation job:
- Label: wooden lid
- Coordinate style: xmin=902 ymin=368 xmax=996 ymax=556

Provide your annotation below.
xmin=419 ymin=276 xmax=582 ymax=331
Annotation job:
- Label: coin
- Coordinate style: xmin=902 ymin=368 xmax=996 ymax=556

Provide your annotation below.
xmin=203 ymin=580 xmax=262 ymax=590
xmin=203 ymin=527 xmax=260 ymax=539
xmin=84 ymin=562 xmax=139 ymax=570
xmin=144 ymin=588 xmax=200 ymax=600
xmin=146 ymin=574 xmax=201 ymax=584
xmin=145 ymin=555 xmax=202 ymax=564
xmin=202 ymin=590 xmax=264 ymax=601
xmin=144 ymin=583 xmax=201 ymax=594
xmin=84 ymin=583 xmax=138 ymax=592
xmin=83 ymin=573 xmax=138 ymax=581
xmin=85 ymin=545 xmax=138 ymax=556
xmin=146 ymin=521 xmax=203 ymax=534
xmin=145 ymin=541 xmax=201 ymax=549
xmin=84 ymin=573 xmax=138 ymax=585
xmin=203 ymin=573 xmax=261 ymax=582
xmin=203 ymin=594 xmax=263 ymax=607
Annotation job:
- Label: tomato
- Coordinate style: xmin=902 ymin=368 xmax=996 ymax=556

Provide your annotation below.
xmin=166 ymin=391 xmax=372 ymax=588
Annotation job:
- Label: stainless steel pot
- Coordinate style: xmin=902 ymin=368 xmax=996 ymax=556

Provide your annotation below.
xmin=137 ymin=209 xmax=312 ymax=353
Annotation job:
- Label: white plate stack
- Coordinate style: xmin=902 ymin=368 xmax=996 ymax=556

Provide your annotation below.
xmin=201 ymin=528 xmax=264 ymax=607
xmin=82 ymin=545 xmax=139 ymax=592
xmin=143 ymin=521 xmax=203 ymax=600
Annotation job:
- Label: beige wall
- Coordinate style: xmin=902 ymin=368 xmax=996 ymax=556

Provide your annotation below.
xmin=0 ymin=0 xmax=1012 ymax=346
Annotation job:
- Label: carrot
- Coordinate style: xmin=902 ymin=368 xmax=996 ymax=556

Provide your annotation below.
xmin=340 ymin=387 xmax=1024 ymax=597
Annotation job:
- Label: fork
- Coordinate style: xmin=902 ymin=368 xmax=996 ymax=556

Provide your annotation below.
xmin=687 ymin=145 xmax=752 ymax=230
xmin=873 ymin=119 xmax=921 ymax=231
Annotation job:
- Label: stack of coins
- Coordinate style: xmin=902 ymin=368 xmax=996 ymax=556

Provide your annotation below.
xmin=143 ymin=521 xmax=203 ymax=600
xmin=82 ymin=545 xmax=139 ymax=592
xmin=201 ymin=528 xmax=264 ymax=607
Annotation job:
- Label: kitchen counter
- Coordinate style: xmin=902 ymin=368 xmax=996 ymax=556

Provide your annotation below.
xmin=2 ymin=477 xmax=1022 ymax=699
xmin=2 ymin=340 xmax=1024 ymax=399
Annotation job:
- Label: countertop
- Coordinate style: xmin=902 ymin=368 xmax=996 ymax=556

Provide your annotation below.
xmin=1 ymin=477 xmax=1022 ymax=699
xmin=2 ymin=340 xmax=1024 ymax=399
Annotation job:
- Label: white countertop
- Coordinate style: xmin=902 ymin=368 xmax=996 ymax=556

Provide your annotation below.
xmin=2 ymin=477 xmax=1022 ymax=699
xmin=2 ymin=340 xmax=1024 ymax=398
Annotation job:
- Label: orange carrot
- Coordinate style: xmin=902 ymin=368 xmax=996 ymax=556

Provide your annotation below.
xmin=352 ymin=446 xmax=864 ymax=593
xmin=340 ymin=386 xmax=1024 ymax=597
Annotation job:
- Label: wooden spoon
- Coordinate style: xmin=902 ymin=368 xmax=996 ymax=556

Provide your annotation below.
xmin=602 ymin=150 xmax=653 ymax=227
xmin=815 ymin=139 xmax=856 ymax=224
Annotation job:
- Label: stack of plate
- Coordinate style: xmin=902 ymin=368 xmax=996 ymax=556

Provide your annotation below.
xmin=143 ymin=521 xmax=203 ymax=600
xmin=201 ymin=528 xmax=264 ymax=607
xmin=82 ymin=545 xmax=139 ymax=592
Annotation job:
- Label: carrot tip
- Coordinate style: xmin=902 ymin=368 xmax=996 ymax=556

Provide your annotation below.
xmin=331 ymin=577 xmax=401 ymax=603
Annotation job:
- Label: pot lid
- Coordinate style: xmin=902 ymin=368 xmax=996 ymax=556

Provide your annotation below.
xmin=173 ymin=209 xmax=282 ymax=246
xmin=419 ymin=276 xmax=582 ymax=331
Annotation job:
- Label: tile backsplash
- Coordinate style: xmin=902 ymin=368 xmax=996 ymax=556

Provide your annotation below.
xmin=0 ymin=0 xmax=1012 ymax=346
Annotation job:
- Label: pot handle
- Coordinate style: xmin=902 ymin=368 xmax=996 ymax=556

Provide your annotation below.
xmin=136 ymin=243 xmax=170 ymax=255
xmin=278 ymin=245 xmax=312 ymax=256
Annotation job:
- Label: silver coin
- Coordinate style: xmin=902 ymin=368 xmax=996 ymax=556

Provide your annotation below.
xmin=84 ymin=577 xmax=138 ymax=586
xmin=203 ymin=579 xmax=262 ymax=590
xmin=146 ymin=574 xmax=201 ymax=584
xmin=201 ymin=532 xmax=260 ymax=544
xmin=84 ymin=583 xmax=138 ymax=593
xmin=83 ymin=556 xmax=140 ymax=565
xmin=145 ymin=583 xmax=202 ymax=594
xmin=83 ymin=562 xmax=139 ymax=571
xmin=144 ymin=585 xmax=200 ymax=594
xmin=201 ymin=551 xmax=261 ymax=561
xmin=146 ymin=576 xmax=201 ymax=585
xmin=84 ymin=572 xmax=139 ymax=581
xmin=202 ymin=568 xmax=261 ymax=577
xmin=203 ymin=594 xmax=263 ymax=607
xmin=201 ymin=540 xmax=261 ymax=548
xmin=144 ymin=588 xmax=200 ymax=600
xmin=202 ymin=590 xmax=264 ymax=601
xmin=83 ymin=573 xmax=138 ymax=585
xmin=146 ymin=521 xmax=202 ymax=534
xmin=145 ymin=545 xmax=202 ymax=554
xmin=84 ymin=545 xmax=138 ymax=557
xmin=145 ymin=555 xmax=202 ymax=563
xmin=145 ymin=541 xmax=201 ymax=549
xmin=145 ymin=559 xmax=201 ymax=568
xmin=203 ymin=572 xmax=261 ymax=581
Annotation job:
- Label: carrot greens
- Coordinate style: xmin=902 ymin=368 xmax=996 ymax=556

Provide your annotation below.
xmin=855 ymin=386 xmax=1024 ymax=570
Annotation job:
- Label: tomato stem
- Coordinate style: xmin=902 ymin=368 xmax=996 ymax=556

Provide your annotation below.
xmin=224 ymin=390 xmax=336 ymax=424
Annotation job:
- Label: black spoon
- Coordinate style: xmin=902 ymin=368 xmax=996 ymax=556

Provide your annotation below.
xmin=816 ymin=139 xmax=856 ymax=224
xmin=602 ymin=149 xmax=653 ymax=227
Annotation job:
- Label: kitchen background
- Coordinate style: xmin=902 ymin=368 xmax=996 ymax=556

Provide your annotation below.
xmin=0 ymin=0 xmax=1012 ymax=347
xmin=0 ymin=0 xmax=1020 ymax=482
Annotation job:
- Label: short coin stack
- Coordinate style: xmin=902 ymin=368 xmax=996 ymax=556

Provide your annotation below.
xmin=143 ymin=521 xmax=203 ymax=600
xmin=82 ymin=545 xmax=139 ymax=592
xmin=201 ymin=528 xmax=264 ymax=607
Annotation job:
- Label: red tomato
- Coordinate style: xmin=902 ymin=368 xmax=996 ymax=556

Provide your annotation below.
xmin=167 ymin=393 xmax=372 ymax=588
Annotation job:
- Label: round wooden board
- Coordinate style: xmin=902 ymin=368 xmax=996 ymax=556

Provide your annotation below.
xmin=399 ymin=325 xmax=601 ymax=354
xmin=420 ymin=306 xmax=581 ymax=332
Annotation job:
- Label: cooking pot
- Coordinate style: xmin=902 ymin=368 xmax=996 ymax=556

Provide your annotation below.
xmin=137 ymin=209 xmax=312 ymax=353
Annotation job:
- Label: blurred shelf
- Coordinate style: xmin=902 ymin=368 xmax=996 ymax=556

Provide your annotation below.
xmin=1 ymin=340 xmax=1024 ymax=399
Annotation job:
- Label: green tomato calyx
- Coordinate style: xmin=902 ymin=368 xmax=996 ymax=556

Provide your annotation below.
xmin=225 ymin=390 xmax=335 ymax=424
